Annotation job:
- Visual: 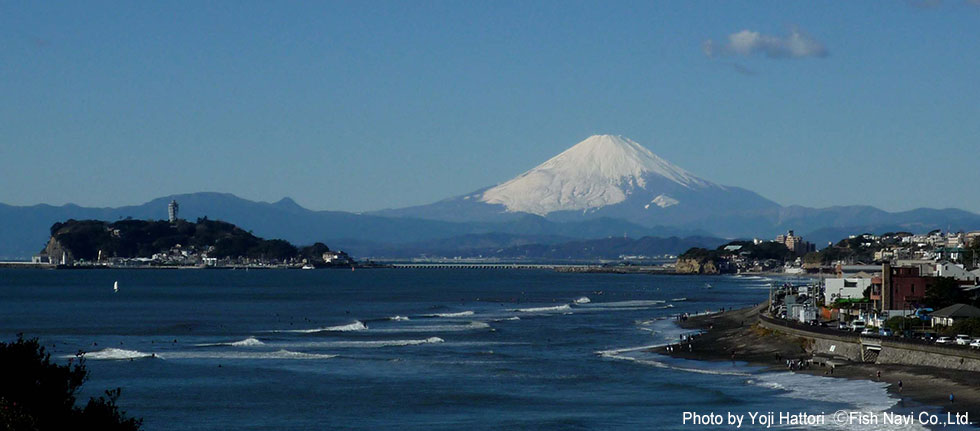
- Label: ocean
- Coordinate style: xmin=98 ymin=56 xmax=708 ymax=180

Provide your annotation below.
xmin=0 ymin=269 xmax=962 ymax=430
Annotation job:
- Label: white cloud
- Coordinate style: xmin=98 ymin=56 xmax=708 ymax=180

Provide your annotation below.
xmin=704 ymin=28 xmax=827 ymax=59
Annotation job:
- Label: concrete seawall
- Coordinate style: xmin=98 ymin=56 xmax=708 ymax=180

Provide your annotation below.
xmin=759 ymin=313 xmax=980 ymax=372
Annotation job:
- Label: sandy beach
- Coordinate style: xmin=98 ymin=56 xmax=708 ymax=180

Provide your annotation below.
xmin=655 ymin=304 xmax=980 ymax=419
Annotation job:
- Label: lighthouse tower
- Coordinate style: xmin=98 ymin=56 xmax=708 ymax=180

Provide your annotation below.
xmin=168 ymin=200 xmax=179 ymax=223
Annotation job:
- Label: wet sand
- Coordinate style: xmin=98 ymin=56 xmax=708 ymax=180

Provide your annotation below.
xmin=654 ymin=303 xmax=980 ymax=419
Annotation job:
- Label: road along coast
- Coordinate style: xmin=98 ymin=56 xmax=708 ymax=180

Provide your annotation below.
xmin=655 ymin=303 xmax=980 ymax=418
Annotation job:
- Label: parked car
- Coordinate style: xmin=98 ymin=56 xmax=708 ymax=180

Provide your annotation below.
xmin=969 ymin=339 xmax=980 ymax=349
xmin=860 ymin=328 xmax=876 ymax=336
xmin=850 ymin=321 xmax=866 ymax=332
xmin=837 ymin=322 xmax=849 ymax=330
xmin=935 ymin=336 xmax=953 ymax=344
xmin=879 ymin=329 xmax=893 ymax=337
xmin=955 ymin=334 xmax=971 ymax=345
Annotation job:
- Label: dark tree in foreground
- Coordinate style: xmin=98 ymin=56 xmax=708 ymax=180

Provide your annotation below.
xmin=0 ymin=336 xmax=142 ymax=431
xmin=924 ymin=277 xmax=967 ymax=310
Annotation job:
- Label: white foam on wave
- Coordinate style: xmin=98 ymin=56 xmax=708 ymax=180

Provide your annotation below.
xmin=746 ymin=373 xmax=926 ymax=431
xmin=637 ymin=318 xmax=697 ymax=344
xmin=372 ymin=321 xmax=491 ymax=333
xmin=597 ymin=348 xmax=751 ymax=377
xmin=574 ymin=297 xmax=591 ymax=304
xmin=514 ymin=304 xmax=571 ymax=313
xmin=283 ymin=337 xmax=445 ymax=349
xmin=230 ymin=337 xmax=264 ymax=346
xmin=196 ymin=337 xmax=265 ymax=347
xmin=493 ymin=316 xmax=520 ymax=321
xmin=671 ymin=297 xmax=687 ymax=302
xmin=748 ymin=372 xmax=895 ymax=412
xmin=578 ymin=300 xmax=665 ymax=308
xmin=275 ymin=321 xmax=367 ymax=333
xmin=77 ymin=348 xmax=155 ymax=360
xmin=424 ymin=311 xmax=474 ymax=318
xmin=389 ymin=315 xmax=410 ymax=321
xmin=162 ymin=349 xmax=337 ymax=360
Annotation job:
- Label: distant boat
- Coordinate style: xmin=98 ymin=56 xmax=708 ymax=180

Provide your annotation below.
xmin=704 ymin=283 xmax=713 ymax=289
xmin=301 ymin=264 xmax=315 ymax=270
xmin=113 ymin=281 xmax=119 ymax=293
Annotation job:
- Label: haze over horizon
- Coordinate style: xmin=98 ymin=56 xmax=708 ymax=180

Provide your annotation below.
xmin=2 ymin=1 xmax=979 ymax=213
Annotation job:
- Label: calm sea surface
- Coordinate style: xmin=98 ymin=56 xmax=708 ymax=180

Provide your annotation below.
xmin=0 ymin=269 xmax=958 ymax=430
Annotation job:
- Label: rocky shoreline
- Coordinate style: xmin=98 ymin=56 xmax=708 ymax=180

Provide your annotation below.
xmin=656 ymin=304 xmax=980 ymax=419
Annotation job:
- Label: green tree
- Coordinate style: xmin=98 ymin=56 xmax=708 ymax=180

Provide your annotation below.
xmin=948 ymin=317 xmax=980 ymax=337
xmin=924 ymin=277 xmax=967 ymax=310
xmin=0 ymin=336 xmax=142 ymax=430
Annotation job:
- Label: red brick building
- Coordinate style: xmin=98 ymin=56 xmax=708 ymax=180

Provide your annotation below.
xmin=875 ymin=263 xmax=932 ymax=311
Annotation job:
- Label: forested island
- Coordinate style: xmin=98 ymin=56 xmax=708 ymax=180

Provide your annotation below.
xmin=36 ymin=218 xmax=354 ymax=268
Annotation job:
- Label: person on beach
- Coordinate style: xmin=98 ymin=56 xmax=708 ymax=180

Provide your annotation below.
xmin=950 ymin=394 xmax=954 ymax=403
xmin=876 ymin=370 xmax=881 ymax=380
xmin=898 ymin=380 xmax=902 ymax=392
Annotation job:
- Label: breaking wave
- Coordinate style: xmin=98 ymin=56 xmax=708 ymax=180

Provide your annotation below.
xmin=276 ymin=321 xmax=367 ymax=333
xmin=597 ymin=348 xmax=750 ymax=377
xmin=77 ymin=348 xmax=156 ymax=360
xmin=162 ymin=349 xmax=337 ymax=360
xmin=285 ymin=337 xmax=445 ymax=349
xmin=372 ymin=321 xmax=490 ymax=333
xmin=196 ymin=337 xmax=265 ymax=347
xmin=424 ymin=311 xmax=474 ymax=318
xmin=574 ymin=297 xmax=591 ymax=304
xmin=389 ymin=315 xmax=410 ymax=321
xmin=582 ymin=299 xmax=667 ymax=308
xmin=515 ymin=304 xmax=571 ymax=313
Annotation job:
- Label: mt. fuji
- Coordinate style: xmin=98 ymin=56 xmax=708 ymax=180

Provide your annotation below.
xmin=375 ymin=135 xmax=781 ymax=235
xmin=481 ymin=135 xmax=714 ymax=215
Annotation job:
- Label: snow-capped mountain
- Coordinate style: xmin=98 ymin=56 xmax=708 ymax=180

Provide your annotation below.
xmin=480 ymin=135 xmax=713 ymax=215
xmin=376 ymin=135 xmax=781 ymax=235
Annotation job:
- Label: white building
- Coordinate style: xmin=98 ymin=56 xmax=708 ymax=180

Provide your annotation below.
xmin=936 ymin=262 xmax=980 ymax=283
xmin=824 ymin=277 xmax=872 ymax=305
xmin=168 ymin=200 xmax=179 ymax=223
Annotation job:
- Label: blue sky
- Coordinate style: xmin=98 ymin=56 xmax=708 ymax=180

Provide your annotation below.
xmin=2 ymin=1 xmax=979 ymax=213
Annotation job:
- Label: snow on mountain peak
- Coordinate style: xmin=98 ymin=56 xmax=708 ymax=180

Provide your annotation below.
xmin=480 ymin=135 xmax=713 ymax=215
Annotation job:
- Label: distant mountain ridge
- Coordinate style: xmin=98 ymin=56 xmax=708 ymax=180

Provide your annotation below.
xmin=373 ymin=135 xmax=980 ymax=240
xmin=1 ymin=190 xmax=978 ymax=259
xmin=0 ymin=192 xmax=703 ymax=259
xmin=2 ymin=135 xmax=979 ymax=259
xmin=375 ymin=135 xmax=781 ymax=230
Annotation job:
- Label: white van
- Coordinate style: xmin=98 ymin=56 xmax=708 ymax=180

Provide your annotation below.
xmin=850 ymin=320 xmax=866 ymax=332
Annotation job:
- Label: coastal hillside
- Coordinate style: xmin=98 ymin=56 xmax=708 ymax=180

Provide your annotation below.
xmin=41 ymin=218 xmax=344 ymax=265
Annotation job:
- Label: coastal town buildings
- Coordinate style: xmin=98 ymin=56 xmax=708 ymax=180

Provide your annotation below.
xmin=774 ymin=230 xmax=815 ymax=256
xmin=875 ymin=263 xmax=929 ymax=313
xmin=930 ymin=304 xmax=980 ymax=328
xmin=824 ymin=276 xmax=872 ymax=305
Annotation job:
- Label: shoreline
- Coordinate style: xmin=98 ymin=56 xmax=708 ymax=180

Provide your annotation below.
xmin=655 ymin=304 xmax=980 ymax=419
